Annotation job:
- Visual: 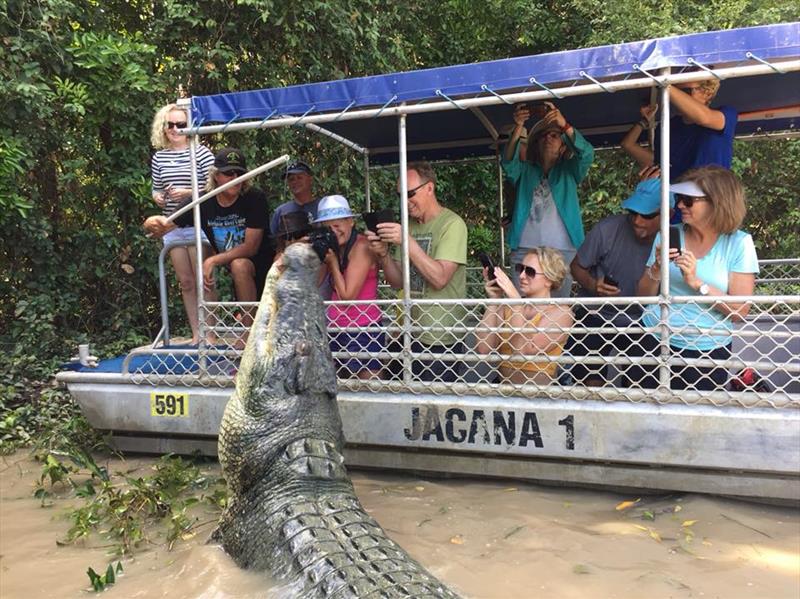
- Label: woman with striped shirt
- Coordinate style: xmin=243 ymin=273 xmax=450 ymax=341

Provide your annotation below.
xmin=150 ymin=103 xmax=215 ymax=344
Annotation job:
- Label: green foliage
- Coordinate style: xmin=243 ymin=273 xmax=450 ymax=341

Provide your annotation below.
xmin=86 ymin=561 xmax=123 ymax=592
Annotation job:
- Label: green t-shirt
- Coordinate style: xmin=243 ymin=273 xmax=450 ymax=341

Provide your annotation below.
xmin=392 ymin=207 xmax=467 ymax=346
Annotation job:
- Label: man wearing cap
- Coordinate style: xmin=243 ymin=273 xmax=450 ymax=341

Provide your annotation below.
xmin=566 ymin=169 xmax=674 ymax=387
xmin=144 ymin=147 xmax=273 ymax=311
xmin=270 ymin=160 xmax=320 ymax=235
xmin=367 ymin=161 xmax=468 ymax=383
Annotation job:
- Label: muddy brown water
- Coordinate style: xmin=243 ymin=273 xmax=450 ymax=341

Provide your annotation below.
xmin=1 ymin=452 xmax=798 ymax=599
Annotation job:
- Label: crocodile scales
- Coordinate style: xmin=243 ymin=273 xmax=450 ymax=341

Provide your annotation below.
xmin=213 ymin=243 xmax=459 ymax=598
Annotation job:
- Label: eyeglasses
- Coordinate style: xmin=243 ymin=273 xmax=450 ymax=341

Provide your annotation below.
xmin=627 ymin=209 xmax=660 ymax=220
xmin=166 ymin=121 xmax=188 ymax=129
xmin=398 ymin=181 xmax=429 ymax=199
xmin=675 ymin=194 xmax=708 ymax=208
xmin=514 ymin=263 xmax=542 ymax=278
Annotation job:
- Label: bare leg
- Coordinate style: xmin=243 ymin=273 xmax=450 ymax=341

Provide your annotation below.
xmin=230 ymin=258 xmax=257 ymax=348
xmin=169 ymin=246 xmax=200 ymax=343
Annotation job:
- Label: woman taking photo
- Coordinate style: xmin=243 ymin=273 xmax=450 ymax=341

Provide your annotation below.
xmin=502 ymin=101 xmax=595 ymax=297
xmin=476 ymin=247 xmax=574 ymax=385
xmin=150 ymin=103 xmax=214 ymax=344
xmin=314 ymin=195 xmax=384 ymax=380
xmin=637 ymin=166 xmax=759 ymax=390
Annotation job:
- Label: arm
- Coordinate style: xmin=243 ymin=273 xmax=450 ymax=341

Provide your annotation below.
xmin=325 ymin=238 xmax=374 ymax=301
xmin=571 ymin=257 xmax=620 ymax=297
xmin=620 ymin=104 xmax=657 ymax=169
xmin=475 ymin=268 xmax=506 ymax=354
xmin=143 ymin=215 xmax=177 ymax=237
xmin=506 ymin=305 xmax=573 ymax=356
xmin=678 ymin=249 xmax=755 ymax=321
xmin=669 ymin=86 xmax=726 ymax=130
xmin=563 ymin=127 xmax=595 ymax=183
xmin=206 ymin=228 xmax=264 ymax=268
xmin=151 ymin=154 xmax=167 ymax=208
xmin=504 ymin=104 xmax=530 ymax=162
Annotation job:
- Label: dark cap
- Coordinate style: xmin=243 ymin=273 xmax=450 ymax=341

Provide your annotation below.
xmin=272 ymin=210 xmax=312 ymax=241
xmin=282 ymin=160 xmax=312 ymax=179
xmin=215 ymin=147 xmax=247 ymax=175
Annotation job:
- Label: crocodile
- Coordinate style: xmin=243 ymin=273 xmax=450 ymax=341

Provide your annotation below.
xmin=213 ymin=243 xmax=460 ymax=598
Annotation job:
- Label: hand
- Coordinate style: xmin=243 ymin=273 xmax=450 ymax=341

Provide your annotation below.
xmin=365 ymin=231 xmax=388 ymax=259
xmin=143 ymin=215 xmax=171 ymax=237
xmin=595 ymin=277 xmax=620 ymax=297
xmin=202 ymin=257 xmax=217 ymax=292
xmin=153 ymin=192 xmax=167 ymax=208
xmin=640 ymin=103 xmax=658 ymax=123
xmin=512 ymin=104 xmax=531 ymax=127
xmin=168 ymin=186 xmax=193 ymax=202
xmin=375 ymin=222 xmax=402 ymax=246
xmin=675 ymin=249 xmax=700 ymax=288
xmin=651 ymin=244 xmax=680 ymax=273
xmin=493 ymin=267 xmax=520 ymax=299
xmin=638 ymin=165 xmax=661 ymax=182
xmin=323 ymin=248 xmax=338 ymax=269
xmin=542 ymin=102 xmax=567 ymax=128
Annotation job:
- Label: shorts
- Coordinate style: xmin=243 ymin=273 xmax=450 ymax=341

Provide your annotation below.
xmin=163 ymin=226 xmax=209 ymax=248
xmin=329 ymin=330 xmax=385 ymax=373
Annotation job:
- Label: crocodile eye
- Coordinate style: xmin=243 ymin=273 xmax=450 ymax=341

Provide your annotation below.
xmin=295 ymin=340 xmax=310 ymax=356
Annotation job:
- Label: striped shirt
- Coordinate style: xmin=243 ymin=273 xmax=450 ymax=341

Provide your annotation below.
xmin=151 ymin=146 xmax=215 ymax=217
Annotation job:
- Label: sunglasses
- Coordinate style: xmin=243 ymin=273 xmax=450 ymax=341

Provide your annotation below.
xmin=398 ymin=181 xmax=429 ymax=199
xmin=166 ymin=121 xmax=188 ymax=129
xmin=627 ymin=209 xmax=660 ymax=220
xmin=675 ymin=194 xmax=708 ymax=208
xmin=514 ymin=263 xmax=542 ymax=278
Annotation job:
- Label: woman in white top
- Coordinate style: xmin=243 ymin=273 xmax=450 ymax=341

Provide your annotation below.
xmin=150 ymin=104 xmax=214 ymax=344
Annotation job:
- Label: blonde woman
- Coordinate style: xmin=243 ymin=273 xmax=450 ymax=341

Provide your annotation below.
xmin=150 ymin=103 xmax=214 ymax=344
xmin=476 ymin=247 xmax=574 ymax=385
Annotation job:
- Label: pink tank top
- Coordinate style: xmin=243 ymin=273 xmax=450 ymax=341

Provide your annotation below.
xmin=327 ymin=241 xmax=382 ymax=327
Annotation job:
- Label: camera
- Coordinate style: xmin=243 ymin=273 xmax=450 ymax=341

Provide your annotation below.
xmin=308 ymin=226 xmax=339 ymax=262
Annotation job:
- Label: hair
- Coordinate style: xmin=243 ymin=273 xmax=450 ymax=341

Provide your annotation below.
xmin=151 ymin=104 xmax=187 ymax=149
xmin=204 ymin=165 xmax=252 ymax=193
xmin=407 ymin=161 xmax=437 ymax=185
xmin=527 ymin=247 xmax=568 ymax=291
xmin=526 ymin=128 xmax=572 ymax=166
xmin=679 ymin=165 xmax=746 ymax=234
xmin=698 ymin=78 xmax=721 ymax=101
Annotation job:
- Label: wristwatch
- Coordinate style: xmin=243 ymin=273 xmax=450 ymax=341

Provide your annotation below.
xmin=698 ymin=283 xmax=710 ymax=296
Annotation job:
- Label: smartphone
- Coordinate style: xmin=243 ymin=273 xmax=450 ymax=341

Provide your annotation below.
xmin=477 ymin=251 xmax=495 ymax=273
xmin=530 ymin=103 xmax=552 ymax=119
xmin=604 ymin=274 xmax=619 ymax=288
xmin=668 ymin=226 xmax=682 ymax=255
xmin=362 ymin=208 xmax=395 ymax=233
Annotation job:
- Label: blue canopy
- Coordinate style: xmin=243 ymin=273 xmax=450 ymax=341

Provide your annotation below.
xmin=191 ymin=23 xmax=800 ymax=164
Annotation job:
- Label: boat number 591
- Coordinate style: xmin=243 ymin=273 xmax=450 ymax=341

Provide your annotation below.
xmin=150 ymin=392 xmax=189 ymax=417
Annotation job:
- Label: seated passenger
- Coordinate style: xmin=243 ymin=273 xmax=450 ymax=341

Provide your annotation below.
xmin=637 ymin=166 xmax=758 ymax=391
xmin=567 ymin=169 xmax=674 ymax=387
xmin=620 ymin=77 xmax=737 ymax=181
xmin=476 ymin=247 xmax=574 ymax=386
xmin=144 ymin=147 xmax=273 ymax=323
xmin=314 ymin=195 xmax=384 ymax=380
xmin=502 ymin=101 xmax=595 ymax=298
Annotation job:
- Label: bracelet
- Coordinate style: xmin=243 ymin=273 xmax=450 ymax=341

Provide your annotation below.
xmin=561 ymin=123 xmax=573 ymax=133
xmin=646 ymin=265 xmax=660 ymax=281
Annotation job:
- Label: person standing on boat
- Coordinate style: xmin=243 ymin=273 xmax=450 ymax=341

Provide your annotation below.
xmin=620 ymin=78 xmax=737 ymax=181
xmin=367 ymin=161 xmax=468 ymax=383
xmin=149 ymin=103 xmax=215 ymax=344
xmin=503 ymin=102 xmax=595 ymax=298
xmin=314 ymin=195 xmax=384 ymax=380
xmin=637 ymin=166 xmax=758 ymax=391
xmin=567 ymin=168 xmax=674 ymax=387
xmin=144 ymin=148 xmax=273 ymax=309
xmin=476 ymin=247 xmax=573 ymax=386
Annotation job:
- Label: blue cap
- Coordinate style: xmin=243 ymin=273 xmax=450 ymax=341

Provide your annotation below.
xmin=621 ymin=178 xmax=674 ymax=215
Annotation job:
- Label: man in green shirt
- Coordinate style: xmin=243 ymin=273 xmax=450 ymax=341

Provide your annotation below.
xmin=367 ymin=161 xmax=467 ymax=382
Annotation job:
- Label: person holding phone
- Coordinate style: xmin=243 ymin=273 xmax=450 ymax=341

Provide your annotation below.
xmin=502 ymin=101 xmax=595 ymax=298
xmin=637 ymin=166 xmax=758 ymax=390
xmin=566 ymin=168 xmax=673 ymax=387
xmin=476 ymin=247 xmax=573 ymax=386
xmin=314 ymin=195 xmax=384 ymax=380
xmin=149 ymin=103 xmax=215 ymax=344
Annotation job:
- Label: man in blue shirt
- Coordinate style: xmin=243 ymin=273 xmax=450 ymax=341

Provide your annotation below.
xmin=620 ymin=78 xmax=737 ymax=181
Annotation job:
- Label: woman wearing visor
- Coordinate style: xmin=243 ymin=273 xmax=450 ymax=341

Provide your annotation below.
xmin=637 ymin=166 xmax=759 ymax=390
xmin=476 ymin=247 xmax=574 ymax=385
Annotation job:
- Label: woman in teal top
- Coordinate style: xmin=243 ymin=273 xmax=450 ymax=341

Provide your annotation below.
xmin=502 ymin=102 xmax=595 ymax=297
xmin=637 ymin=166 xmax=759 ymax=391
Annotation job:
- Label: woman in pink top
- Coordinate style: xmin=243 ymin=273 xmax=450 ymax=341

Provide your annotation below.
xmin=315 ymin=195 xmax=383 ymax=379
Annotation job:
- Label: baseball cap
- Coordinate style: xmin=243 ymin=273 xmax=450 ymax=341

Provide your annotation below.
xmin=313 ymin=195 xmax=355 ymax=223
xmin=214 ymin=147 xmax=247 ymax=175
xmin=272 ymin=211 xmax=312 ymax=241
xmin=283 ymin=160 xmax=313 ymax=179
xmin=621 ymin=178 xmax=675 ymax=215
xmin=669 ymin=180 xmax=705 ymax=197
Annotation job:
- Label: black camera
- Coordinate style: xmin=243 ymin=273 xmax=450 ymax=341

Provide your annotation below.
xmin=308 ymin=226 xmax=339 ymax=262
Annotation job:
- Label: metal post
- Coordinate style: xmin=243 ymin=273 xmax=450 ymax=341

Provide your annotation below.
xmin=398 ymin=112 xmax=413 ymax=384
xmin=658 ymin=69 xmax=671 ymax=391
xmin=364 ymin=152 xmax=371 ymax=211
xmin=497 ymin=152 xmax=506 ymax=266
xmin=158 ymin=243 xmax=172 ymax=346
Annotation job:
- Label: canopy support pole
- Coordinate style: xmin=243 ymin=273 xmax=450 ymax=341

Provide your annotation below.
xmin=658 ymin=68 xmax=672 ymax=391
xmin=398 ymin=110 xmax=413 ymax=385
